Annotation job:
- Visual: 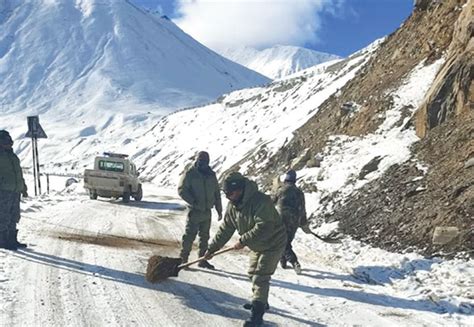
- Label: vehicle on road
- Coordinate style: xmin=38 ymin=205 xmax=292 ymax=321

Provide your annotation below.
xmin=83 ymin=152 xmax=142 ymax=202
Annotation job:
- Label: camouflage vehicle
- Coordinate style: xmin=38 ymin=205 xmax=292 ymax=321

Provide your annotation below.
xmin=83 ymin=152 xmax=142 ymax=203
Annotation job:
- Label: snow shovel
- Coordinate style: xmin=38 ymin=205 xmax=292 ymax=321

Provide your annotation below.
xmin=145 ymin=247 xmax=234 ymax=283
xmin=309 ymin=231 xmax=342 ymax=244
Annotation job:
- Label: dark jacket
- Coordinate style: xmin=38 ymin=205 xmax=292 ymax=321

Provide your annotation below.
xmin=0 ymin=148 xmax=25 ymax=193
xmin=178 ymin=165 xmax=222 ymax=214
xmin=273 ymin=182 xmax=307 ymax=230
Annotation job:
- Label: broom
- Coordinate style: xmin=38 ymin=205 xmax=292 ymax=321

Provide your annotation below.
xmin=309 ymin=231 xmax=342 ymax=243
xmin=145 ymin=247 xmax=234 ymax=283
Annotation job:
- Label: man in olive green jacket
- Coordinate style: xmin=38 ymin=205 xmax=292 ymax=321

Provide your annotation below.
xmin=0 ymin=130 xmax=28 ymax=250
xmin=178 ymin=151 xmax=222 ymax=269
xmin=273 ymin=170 xmax=311 ymax=274
xmin=205 ymin=172 xmax=286 ymax=327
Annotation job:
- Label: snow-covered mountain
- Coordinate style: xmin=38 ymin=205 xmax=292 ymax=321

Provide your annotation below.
xmin=219 ymin=45 xmax=341 ymax=79
xmin=0 ymin=0 xmax=269 ymax=119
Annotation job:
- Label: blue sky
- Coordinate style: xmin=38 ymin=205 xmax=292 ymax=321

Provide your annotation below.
xmin=132 ymin=0 xmax=413 ymax=57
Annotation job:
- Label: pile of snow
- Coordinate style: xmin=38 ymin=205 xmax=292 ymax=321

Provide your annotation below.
xmin=220 ymin=45 xmax=341 ymax=79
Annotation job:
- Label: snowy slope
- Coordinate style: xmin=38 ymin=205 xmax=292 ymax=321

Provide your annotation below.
xmin=0 ymin=0 xmax=269 ymax=119
xmin=4 ymin=41 xmax=372 ymax=184
xmin=219 ymin=45 xmax=341 ymax=79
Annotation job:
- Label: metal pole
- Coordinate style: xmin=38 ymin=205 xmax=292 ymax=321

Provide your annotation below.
xmin=31 ymin=137 xmax=38 ymax=196
xmin=34 ymin=137 xmax=42 ymax=194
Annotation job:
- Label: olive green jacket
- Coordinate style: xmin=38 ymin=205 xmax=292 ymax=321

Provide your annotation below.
xmin=178 ymin=165 xmax=222 ymax=215
xmin=0 ymin=148 xmax=26 ymax=193
xmin=208 ymin=178 xmax=287 ymax=253
xmin=273 ymin=182 xmax=307 ymax=229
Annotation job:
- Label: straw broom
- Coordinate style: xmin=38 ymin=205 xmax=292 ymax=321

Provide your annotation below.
xmin=145 ymin=247 xmax=234 ymax=283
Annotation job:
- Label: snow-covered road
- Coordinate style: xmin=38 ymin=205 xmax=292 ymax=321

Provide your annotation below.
xmin=0 ymin=182 xmax=472 ymax=326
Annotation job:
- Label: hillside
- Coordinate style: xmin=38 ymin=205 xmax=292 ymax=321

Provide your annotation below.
xmin=0 ymin=0 xmax=268 ymax=127
xmin=243 ymin=0 xmax=473 ymax=257
xmin=220 ymin=45 xmax=341 ymax=79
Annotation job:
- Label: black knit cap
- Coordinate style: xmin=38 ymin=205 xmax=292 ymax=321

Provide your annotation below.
xmin=223 ymin=172 xmax=245 ymax=194
xmin=284 ymin=169 xmax=297 ymax=183
xmin=0 ymin=130 xmax=13 ymax=146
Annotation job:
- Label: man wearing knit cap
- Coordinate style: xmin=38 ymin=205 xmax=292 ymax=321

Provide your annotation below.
xmin=205 ymin=172 xmax=286 ymax=327
xmin=178 ymin=151 xmax=222 ymax=269
xmin=273 ymin=169 xmax=311 ymax=274
xmin=0 ymin=130 xmax=28 ymax=250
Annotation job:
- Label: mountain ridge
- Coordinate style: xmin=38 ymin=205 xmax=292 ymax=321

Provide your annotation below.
xmin=220 ymin=45 xmax=341 ymax=79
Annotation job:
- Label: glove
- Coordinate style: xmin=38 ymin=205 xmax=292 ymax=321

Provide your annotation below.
xmin=301 ymin=224 xmax=312 ymax=234
xmin=217 ymin=212 xmax=223 ymax=221
xmin=233 ymin=240 xmax=245 ymax=250
xmin=22 ymin=190 xmax=28 ymax=198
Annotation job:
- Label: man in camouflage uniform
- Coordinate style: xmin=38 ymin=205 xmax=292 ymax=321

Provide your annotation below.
xmin=178 ymin=151 xmax=222 ymax=269
xmin=0 ymin=130 xmax=28 ymax=250
xmin=273 ymin=169 xmax=311 ymax=274
xmin=205 ymin=172 xmax=286 ymax=327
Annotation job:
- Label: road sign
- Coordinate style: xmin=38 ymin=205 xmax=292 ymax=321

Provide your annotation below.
xmin=25 ymin=116 xmax=47 ymax=138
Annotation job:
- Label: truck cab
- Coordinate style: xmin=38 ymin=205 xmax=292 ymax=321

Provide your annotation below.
xmin=83 ymin=152 xmax=143 ymax=202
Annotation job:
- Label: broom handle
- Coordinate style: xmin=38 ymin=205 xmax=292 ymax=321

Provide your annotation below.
xmin=178 ymin=247 xmax=234 ymax=269
xmin=310 ymin=231 xmax=326 ymax=241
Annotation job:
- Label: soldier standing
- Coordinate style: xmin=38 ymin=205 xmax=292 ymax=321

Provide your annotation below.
xmin=273 ymin=169 xmax=311 ymax=274
xmin=0 ymin=130 xmax=28 ymax=250
xmin=178 ymin=151 xmax=222 ymax=269
xmin=205 ymin=172 xmax=287 ymax=327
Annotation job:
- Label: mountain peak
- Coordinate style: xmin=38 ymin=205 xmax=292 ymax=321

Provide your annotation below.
xmin=0 ymin=0 xmax=269 ymax=117
xmin=219 ymin=45 xmax=341 ymax=79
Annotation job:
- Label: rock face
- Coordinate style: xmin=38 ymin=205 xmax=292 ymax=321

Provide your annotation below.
xmin=247 ymin=0 xmax=473 ymax=257
xmin=415 ymin=0 xmax=474 ymax=137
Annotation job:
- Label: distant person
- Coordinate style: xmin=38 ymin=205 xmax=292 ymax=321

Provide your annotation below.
xmin=205 ymin=172 xmax=287 ymax=327
xmin=273 ymin=169 xmax=311 ymax=274
xmin=0 ymin=130 xmax=28 ymax=250
xmin=178 ymin=151 xmax=222 ymax=269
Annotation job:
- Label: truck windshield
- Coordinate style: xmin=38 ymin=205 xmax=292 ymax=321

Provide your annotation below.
xmin=98 ymin=160 xmax=125 ymax=172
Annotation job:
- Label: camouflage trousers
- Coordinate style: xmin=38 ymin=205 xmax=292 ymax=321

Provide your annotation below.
xmin=281 ymin=224 xmax=299 ymax=264
xmin=180 ymin=208 xmax=212 ymax=261
xmin=248 ymin=245 xmax=285 ymax=304
xmin=0 ymin=190 xmax=20 ymax=232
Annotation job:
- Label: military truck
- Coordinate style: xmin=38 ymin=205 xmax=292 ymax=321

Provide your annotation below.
xmin=83 ymin=152 xmax=143 ymax=203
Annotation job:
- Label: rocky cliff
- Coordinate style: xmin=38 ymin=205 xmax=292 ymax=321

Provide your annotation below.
xmin=248 ymin=0 xmax=473 ymax=257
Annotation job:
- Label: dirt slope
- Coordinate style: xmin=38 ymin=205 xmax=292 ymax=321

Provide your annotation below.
xmin=250 ymin=0 xmax=473 ymax=257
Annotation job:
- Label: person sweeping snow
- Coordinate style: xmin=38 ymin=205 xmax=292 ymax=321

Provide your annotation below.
xmin=204 ymin=172 xmax=286 ymax=327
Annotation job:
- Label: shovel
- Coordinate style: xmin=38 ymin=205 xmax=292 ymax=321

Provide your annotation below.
xmin=145 ymin=247 xmax=234 ymax=283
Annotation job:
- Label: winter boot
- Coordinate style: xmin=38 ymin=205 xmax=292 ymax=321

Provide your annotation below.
xmin=280 ymin=258 xmax=287 ymax=269
xmin=0 ymin=230 xmax=9 ymax=249
xmin=11 ymin=230 xmax=27 ymax=249
xmin=243 ymin=302 xmax=270 ymax=311
xmin=243 ymin=301 xmax=265 ymax=327
xmin=292 ymin=261 xmax=302 ymax=275
xmin=197 ymin=260 xmax=215 ymax=270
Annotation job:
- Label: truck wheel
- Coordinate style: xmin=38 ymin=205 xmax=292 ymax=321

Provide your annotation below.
xmin=89 ymin=190 xmax=98 ymax=200
xmin=122 ymin=190 xmax=130 ymax=203
xmin=134 ymin=185 xmax=143 ymax=201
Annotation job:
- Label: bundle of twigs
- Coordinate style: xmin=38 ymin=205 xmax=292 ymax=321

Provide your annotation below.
xmin=145 ymin=247 xmax=234 ymax=283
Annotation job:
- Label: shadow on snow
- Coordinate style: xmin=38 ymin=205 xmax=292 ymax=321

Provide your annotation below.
xmin=12 ymin=249 xmax=319 ymax=326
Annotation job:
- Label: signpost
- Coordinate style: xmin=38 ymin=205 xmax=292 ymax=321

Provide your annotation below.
xmin=25 ymin=116 xmax=47 ymax=196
